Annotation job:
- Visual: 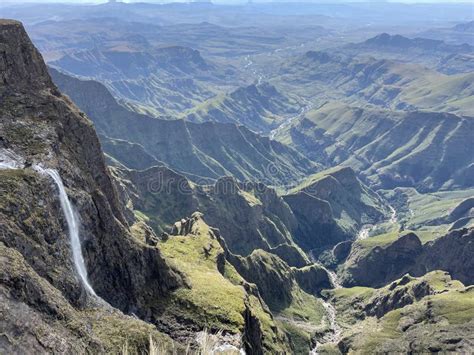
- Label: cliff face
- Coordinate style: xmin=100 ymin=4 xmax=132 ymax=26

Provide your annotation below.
xmin=113 ymin=165 xmax=308 ymax=267
xmin=0 ymin=20 xmax=183 ymax=352
xmin=341 ymin=228 xmax=474 ymax=287
xmin=284 ymin=166 xmax=389 ymax=253
xmin=0 ymin=20 xmax=53 ymax=91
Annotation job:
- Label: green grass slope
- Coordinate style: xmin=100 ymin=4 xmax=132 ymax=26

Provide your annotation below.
xmin=276 ymin=51 xmax=474 ymax=116
xmin=330 ymin=271 xmax=473 ymax=353
xmin=275 ymin=102 xmax=474 ymax=192
xmin=157 ymin=214 xmax=291 ymax=353
xmin=185 ymin=82 xmax=300 ymax=134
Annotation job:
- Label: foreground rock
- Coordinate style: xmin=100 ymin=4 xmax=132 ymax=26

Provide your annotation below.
xmin=0 ymin=19 xmax=182 ymax=352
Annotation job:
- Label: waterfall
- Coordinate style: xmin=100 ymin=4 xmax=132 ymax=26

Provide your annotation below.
xmin=389 ymin=204 xmax=398 ymax=225
xmin=36 ymin=166 xmax=96 ymax=296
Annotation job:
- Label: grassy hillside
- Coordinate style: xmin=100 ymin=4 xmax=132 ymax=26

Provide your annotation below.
xmin=275 ymin=51 xmax=474 ymax=116
xmin=50 ymin=68 xmax=319 ymax=187
xmin=185 ymin=82 xmax=300 ymax=134
xmin=275 ymin=102 xmax=474 ymax=192
xmin=331 ymin=271 xmax=474 ymax=353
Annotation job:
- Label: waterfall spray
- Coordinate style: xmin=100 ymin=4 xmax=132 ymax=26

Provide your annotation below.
xmin=36 ymin=166 xmax=96 ymax=296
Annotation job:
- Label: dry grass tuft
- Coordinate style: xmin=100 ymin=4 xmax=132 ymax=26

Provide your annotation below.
xmin=121 ymin=329 xmax=242 ymax=355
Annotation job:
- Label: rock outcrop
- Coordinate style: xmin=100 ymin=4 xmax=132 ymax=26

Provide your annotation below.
xmin=228 ymin=249 xmax=331 ymax=310
xmin=114 ymin=165 xmax=309 ymax=267
xmin=284 ymin=166 xmax=389 ymax=254
xmin=158 ymin=213 xmax=292 ymax=354
xmin=0 ymin=20 xmax=53 ymax=90
xmin=293 ymin=264 xmax=332 ymax=295
xmin=333 ymin=271 xmax=474 ymax=353
xmin=228 ymin=250 xmax=296 ymax=311
xmin=342 ymin=228 xmax=474 ymax=287
xmin=342 ymin=232 xmax=422 ymax=287
xmin=363 ymin=274 xmax=435 ymax=318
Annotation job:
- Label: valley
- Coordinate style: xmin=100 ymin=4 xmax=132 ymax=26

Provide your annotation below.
xmin=0 ymin=2 xmax=473 ymax=354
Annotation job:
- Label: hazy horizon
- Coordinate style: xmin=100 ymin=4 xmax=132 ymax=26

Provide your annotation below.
xmin=2 ymin=0 xmax=473 ymax=4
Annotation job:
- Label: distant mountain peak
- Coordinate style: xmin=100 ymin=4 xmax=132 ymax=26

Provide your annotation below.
xmin=304 ymin=50 xmax=333 ymax=64
xmin=365 ymin=33 xmax=417 ymax=47
xmin=361 ymin=32 xmax=472 ymax=53
xmin=452 ymin=20 xmax=474 ymax=33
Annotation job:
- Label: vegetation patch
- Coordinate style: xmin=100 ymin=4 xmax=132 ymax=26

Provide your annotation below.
xmin=159 ymin=223 xmax=246 ymax=333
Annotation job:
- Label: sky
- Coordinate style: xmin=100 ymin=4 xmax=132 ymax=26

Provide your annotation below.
xmin=2 ymin=0 xmax=473 ymax=3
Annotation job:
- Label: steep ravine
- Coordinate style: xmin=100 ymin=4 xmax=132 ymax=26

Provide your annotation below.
xmin=311 ymin=300 xmax=342 ymax=354
xmin=309 ymin=203 xmax=399 ymax=352
xmin=2 ymin=17 xmax=474 ymax=354
xmin=307 ymin=247 xmax=343 ymax=352
xmin=356 ymin=204 xmax=399 ymax=241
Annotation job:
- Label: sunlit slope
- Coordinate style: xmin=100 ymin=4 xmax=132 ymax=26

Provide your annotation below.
xmin=275 ymin=102 xmax=474 ymax=191
xmin=185 ymin=82 xmax=300 ymax=134
xmin=276 ymin=52 xmax=474 ymax=116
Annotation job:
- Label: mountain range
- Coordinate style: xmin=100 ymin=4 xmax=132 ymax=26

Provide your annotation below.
xmin=343 ymin=33 xmax=474 ymax=74
xmin=50 ymin=68 xmax=318 ymax=187
xmin=1 ymin=7 xmax=473 ymax=354
xmin=49 ymin=46 xmax=234 ymax=116
xmin=274 ymin=102 xmax=474 ymax=192
xmin=276 ymin=50 xmax=474 ymax=116
xmin=185 ymin=82 xmax=300 ymax=134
